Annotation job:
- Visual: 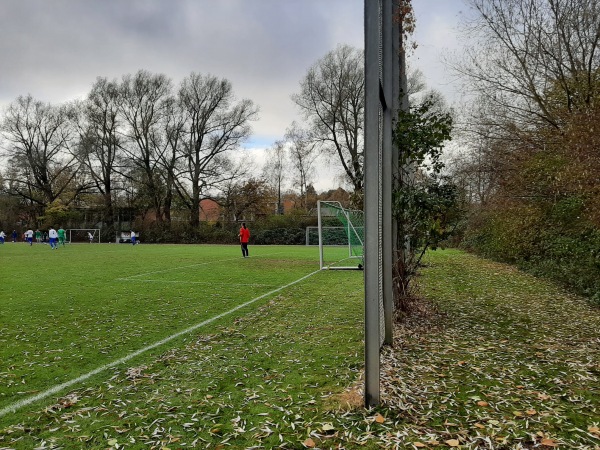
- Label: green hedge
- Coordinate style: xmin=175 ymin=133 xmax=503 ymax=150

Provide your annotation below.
xmin=134 ymin=214 xmax=317 ymax=246
xmin=254 ymin=228 xmax=305 ymax=245
xmin=461 ymin=200 xmax=600 ymax=305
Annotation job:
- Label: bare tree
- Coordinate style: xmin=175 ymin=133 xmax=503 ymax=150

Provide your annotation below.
xmin=120 ymin=70 xmax=173 ymax=222
xmin=177 ymin=73 xmax=258 ymax=227
xmin=220 ymin=177 xmax=275 ymax=222
xmin=406 ymin=67 xmax=427 ymax=97
xmin=261 ymin=140 xmax=288 ymax=214
xmin=0 ymin=95 xmax=87 ymax=211
xmin=159 ymin=95 xmax=186 ymax=225
xmin=75 ymin=77 xmax=124 ymax=231
xmin=292 ymin=44 xmax=364 ymax=193
xmin=285 ymin=121 xmax=317 ymax=209
xmin=451 ymin=0 xmax=600 ymax=130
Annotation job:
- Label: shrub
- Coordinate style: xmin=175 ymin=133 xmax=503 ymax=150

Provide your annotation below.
xmin=461 ymin=199 xmax=600 ymax=305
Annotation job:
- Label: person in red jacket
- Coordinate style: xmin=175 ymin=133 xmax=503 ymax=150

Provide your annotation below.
xmin=239 ymin=222 xmax=250 ymax=257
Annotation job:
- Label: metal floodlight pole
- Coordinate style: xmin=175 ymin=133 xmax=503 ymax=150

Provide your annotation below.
xmin=364 ymin=0 xmax=398 ymax=408
xmin=364 ymin=0 xmax=382 ymax=407
xmin=382 ymin=0 xmax=395 ymax=347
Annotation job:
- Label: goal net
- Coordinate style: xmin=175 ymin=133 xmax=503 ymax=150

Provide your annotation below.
xmin=316 ymin=201 xmax=364 ymax=270
xmin=67 ymin=228 xmax=101 ymax=244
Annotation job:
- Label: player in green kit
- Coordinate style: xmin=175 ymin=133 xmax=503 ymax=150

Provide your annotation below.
xmin=58 ymin=226 xmax=66 ymax=247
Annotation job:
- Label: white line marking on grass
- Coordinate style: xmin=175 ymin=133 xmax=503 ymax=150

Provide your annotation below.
xmin=0 ymin=268 xmax=321 ymax=418
xmin=124 ymin=279 xmax=278 ymax=287
xmin=117 ymin=251 xmax=286 ymax=280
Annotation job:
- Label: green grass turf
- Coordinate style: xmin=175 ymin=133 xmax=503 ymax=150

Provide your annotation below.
xmin=0 ymin=243 xmax=341 ymax=415
xmin=2 ymin=247 xmax=598 ymax=449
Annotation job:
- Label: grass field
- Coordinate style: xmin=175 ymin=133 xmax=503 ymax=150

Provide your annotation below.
xmin=2 ymin=245 xmax=599 ymax=449
xmin=0 ymin=243 xmax=364 ymax=440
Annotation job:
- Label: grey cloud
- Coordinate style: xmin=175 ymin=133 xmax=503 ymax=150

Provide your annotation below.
xmin=0 ymin=0 xmax=364 ymax=140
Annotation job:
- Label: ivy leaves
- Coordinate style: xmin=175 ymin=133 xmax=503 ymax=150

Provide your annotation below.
xmin=392 ymin=93 xmax=459 ymax=305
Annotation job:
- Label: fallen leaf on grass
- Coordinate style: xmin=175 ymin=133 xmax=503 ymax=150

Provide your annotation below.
xmin=445 ymin=439 xmax=460 ymax=447
xmin=303 ymin=437 xmax=316 ymax=448
xmin=374 ymin=413 xmax=385 ymax=423
xmin=476 ymin=401 xmax=488 ymax=407
xmin=413 ymin=442 xmax=427 ymax=448
xmin=321 ymin=423 xmax=336 ymax=432
xmin=588 ymin=426 xmax=599 ymax=435
xmin=540 ymin=438 xmax=559 ymax=447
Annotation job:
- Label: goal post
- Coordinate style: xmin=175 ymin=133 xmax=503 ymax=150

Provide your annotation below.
xmin=315 ymin=201 xmax=364 ymax=270
xmin=66 ymin=228 xmax=101 ymax=244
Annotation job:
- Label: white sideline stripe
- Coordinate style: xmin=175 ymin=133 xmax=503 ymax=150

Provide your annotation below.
xmin=123 ymin=279 xmax=277 ymax=287
xmin=118 ymin=251 xmax=285 ymax=280
xmin=0 ymin=269 xmax=320 ymax=418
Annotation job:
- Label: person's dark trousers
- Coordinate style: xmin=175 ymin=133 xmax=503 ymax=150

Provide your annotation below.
xmin=241 ymin=243 xmax=249 ymax=257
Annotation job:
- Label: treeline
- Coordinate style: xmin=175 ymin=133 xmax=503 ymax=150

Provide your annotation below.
xmin=450 ymin=0 xmax=600 ymax=303
xmin=0 ymin=69 xmax=357 ymax=243
xmin=0 ymin=45 xmax=367 ymax=243
xmin=0 ymin=71 xmax=259 ymax=236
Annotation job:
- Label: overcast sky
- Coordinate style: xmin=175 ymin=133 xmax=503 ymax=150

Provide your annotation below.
xmin=0 ymin=0 xmax=467 ymax=190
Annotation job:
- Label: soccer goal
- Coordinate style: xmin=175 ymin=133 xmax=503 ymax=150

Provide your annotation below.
xmin=66 ymin=228 xmax=101 ymax=244
xmin=316 ymin=201 xmax=364 ymax=270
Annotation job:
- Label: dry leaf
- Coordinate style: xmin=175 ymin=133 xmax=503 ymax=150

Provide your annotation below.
xmin=474 ymin=423 xmax=485 ymax=429
xmin=303 ymin=438 xmax=316 ymax=448
xmin=374 ymin=413 xmax=385 ymax=423
xmin=477 ymin=401 xmax=488 ymax=407
xmin=413 ymin=443 xmax=427 ymax=448
xmin=445 ymin=439 xmax=460 ymax=447
xmin=540 ymin=438 xmax=558 ymax=447
xmin=526 ymin=409 xmax=537 ymax=415
xmin=588 ymin=426 xmax=600 ymax=435
xmin=322 ymin=423 xmax=335 ymax=431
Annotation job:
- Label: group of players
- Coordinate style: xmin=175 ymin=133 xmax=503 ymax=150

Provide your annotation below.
xmin=1 ymin=225 xmax=245 ymax=253
xmin=0 ymin=227 xmax=96 ymax=247
xmin=0 ymin=227 xmax=69 ymax=248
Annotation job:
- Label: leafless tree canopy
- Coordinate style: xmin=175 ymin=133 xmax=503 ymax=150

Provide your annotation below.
xmin=1 ymin=95 xmax=86 ymax=208
xmin=292 ymin=44 xmax=364 ymax=193
xmin=0 ymin=70 xmax=258 ymax=229
xmin=285 ymin=122 xmax=317 ymax=209
xmin=177 ymin=73 xmax=258 ymax=226
xmin=120 ymin=70 xmax=173 ymax=221
xmin=262 ymin=140 xmax=287 ymax=215
xmin=452 ymin=0 xmax=600 ymax=129
xmin=75 ymin=77 xmax=124 ymax=227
